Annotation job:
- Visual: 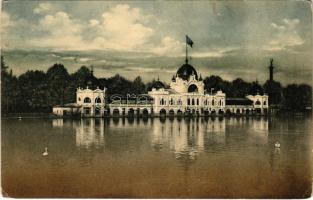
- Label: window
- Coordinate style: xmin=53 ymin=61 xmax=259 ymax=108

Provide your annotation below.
xmin=170 ymin=98 xmax=174 ymax=105
xmin=212 ymin=99 xmax=214 ymax=106
xmin=95 ymin=97 xmax=101 ymax=103
xmin=160 ymin=98 xmax=166 ymax=105
xmin=255 ymin=100 xmax=261 ymax=105
xmin=187 ymin=98 xmax=190 ymax=105
xmin=177 ymin=99 xmax=182 ymax=105
xmin=192 ymin=99 xmax=195 ymax=105
xmin=263 ymin=101 xmax=266 ymax=105
xmin=160 ymin=99 xmax=164 ymax=105
xmin=84 ymin=97 xmax=91 ymax=103
xmin=196 ymin=99 xmax=199 ymax=105
xmin=78 ymin=97 xmax=81 ymax=101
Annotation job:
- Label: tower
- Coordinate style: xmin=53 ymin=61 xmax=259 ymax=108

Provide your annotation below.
xmin=269 ymin=58 xmax=274 ymax=82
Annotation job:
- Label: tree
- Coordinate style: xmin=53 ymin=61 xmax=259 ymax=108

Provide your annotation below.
xmin=105 ymin=74 xmax=133 ymax=96
xmin=132 ymin=76 xmax=146 ymax=94
xmin=1 ymin=56 xmax=19 ymax=113
xmin=248 ymin=81 xmax=264 ymax=95
xmin=263 ymin=80 xmax=283 ymax=105
xmin=231 ymin=78 xmax=252 ymax=97
xmin=46 ymin=63 xmax=70 ymax=106
xmin=18 ymin=70 xmax=48 ymax=112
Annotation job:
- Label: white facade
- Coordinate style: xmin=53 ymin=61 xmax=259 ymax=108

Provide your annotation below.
xmin=52 ymin=105 xmax=80 ymax=116
xmin=52 ymin=61 xmax=268 ymax=117
xmin=246 ymin=94 xmax=269 ymax=114
xmin=76 ymin=86 xmax=106 ymax=117
xmin=148 ymin=67 xmax=226 ymax=116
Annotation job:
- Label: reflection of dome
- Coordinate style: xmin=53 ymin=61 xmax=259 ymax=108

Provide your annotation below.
xmin=176 ymin=63 xmax=198 ymax=81
xmin=153 ymin=80 xmax=165 ymax=89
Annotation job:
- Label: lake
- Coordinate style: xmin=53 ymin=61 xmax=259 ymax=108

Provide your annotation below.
xmin=1 ymin=116 xmax=312 ymax=198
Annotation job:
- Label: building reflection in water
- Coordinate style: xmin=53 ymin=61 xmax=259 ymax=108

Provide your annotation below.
xmin=52 ymin=118 xmax=64 ymax=127
xmin=52 ymin=117 xmax=269 ymax=159
xmin=75 ymin=119 xmax=105 ymax=150
xmin=151 ymin=117 xmax=228 ymax=161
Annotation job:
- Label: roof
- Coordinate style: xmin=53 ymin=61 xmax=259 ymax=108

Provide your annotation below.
xmin=54 ymin=103 xmax=81 ymax=108
xmin=152 ymin=80 xmax=165 ymax=89
xmin=226 ymin=98 xmax=253 ymax=105
xmin=176 ymin=63 xmax=198 ymax=81
xmin=166 ymin=89 xmax=180 ymax=94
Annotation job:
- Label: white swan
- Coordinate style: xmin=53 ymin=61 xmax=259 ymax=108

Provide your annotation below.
xmin=42 ymin=147 xmax=48 ymax=156
xmin=274 ymin=141 xmax=281 ymax=148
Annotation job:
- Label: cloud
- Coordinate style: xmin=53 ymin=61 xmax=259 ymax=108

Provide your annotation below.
xmin=191 ymin=47 xmax=238 ymax=58
xmin=33 ymin=3 xmax=53 ymax=14
xmin=89 ymin=19 xmax=99 ymax=27
xmin=30 ymin=11 xmax=86 ymax=50
xmin=151 ymin=36 xmax=184 ymax=56
xmin=25 ymin=4 xmax=183 ymax=54
xmin=263 ymin=18 xmax=304 ymax=52
xmin=79 ymin=57 xmax=93 ymax=62
xmin=1 ymin=11 xmax=15 ymax=33
xmin=91 ymin=4 xmax=154 ymax=50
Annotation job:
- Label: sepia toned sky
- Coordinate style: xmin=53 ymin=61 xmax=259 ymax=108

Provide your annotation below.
xmin=1 ymin=1 xmax=312 ymax=85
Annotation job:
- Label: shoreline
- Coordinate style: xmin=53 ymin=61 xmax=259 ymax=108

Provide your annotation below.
xmin=2 ymin=112 xmax=311 ymax=119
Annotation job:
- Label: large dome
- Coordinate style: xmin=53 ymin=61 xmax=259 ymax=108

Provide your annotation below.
xmin=176 ymin=63 xmax=198 ymax=81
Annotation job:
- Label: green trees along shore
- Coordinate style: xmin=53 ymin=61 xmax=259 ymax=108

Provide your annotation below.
xmin=1 ymin=56 xmax=312 ymax=113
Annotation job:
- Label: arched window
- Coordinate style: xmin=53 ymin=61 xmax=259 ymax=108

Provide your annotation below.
xmin=212 ymin=99 xmax=214 ymax=106
xmin=192 ymin=99 xmax=195 ymax=105
xmin=187 ymin=98 xmax=190 ymax=105
xmin=78 ymin=97 xmax=81 ymax=101
xmin=263 ymin=101 xmax=266 ymax=105
xmin=160 ymin=99 xmax=165 ymax=105
xmin=196 ymin=99 xmax=199 ymax=105
xmin=170 ymin=98 xmax=174 ymax=105
xmin=255 ymin=100 xmax=261 ymax=105
xmin=95 ymin=97 xmax=101 ymax=103
xmin=188 ymin=84 xmax=198 ymax=93
xmin=84 ymin=97 xmax=91 ymax=103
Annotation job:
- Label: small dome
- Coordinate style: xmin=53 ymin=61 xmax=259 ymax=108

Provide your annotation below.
xmin=176 ymin=63 xmax=198 ymax=81
xmin=152 ymin=80 xmax=165 ymax=89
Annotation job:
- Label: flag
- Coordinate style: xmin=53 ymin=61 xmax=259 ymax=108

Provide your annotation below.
xmin=186 ymin=35 xmax=193 ymax=47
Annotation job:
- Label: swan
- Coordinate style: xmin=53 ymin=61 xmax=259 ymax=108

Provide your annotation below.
xmin=274 ymin=141 xmax=281 ymax=148
xmin=42 ymin=147 xmax=48 ymax=156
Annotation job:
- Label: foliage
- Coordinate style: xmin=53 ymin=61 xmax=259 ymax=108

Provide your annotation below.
xmin=1 ymin=58 xmax=312 ymax=113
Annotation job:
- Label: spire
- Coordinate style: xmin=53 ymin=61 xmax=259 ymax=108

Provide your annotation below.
xmin=199 ymin=74 xmax=203 ymax=81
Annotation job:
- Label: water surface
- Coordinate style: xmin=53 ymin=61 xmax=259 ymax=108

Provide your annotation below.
xmin=2 ymin=116 xmax=312 ymax=198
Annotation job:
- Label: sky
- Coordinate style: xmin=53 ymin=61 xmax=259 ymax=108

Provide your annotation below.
xmin=1 ymin=0 xmax=312 ymax=85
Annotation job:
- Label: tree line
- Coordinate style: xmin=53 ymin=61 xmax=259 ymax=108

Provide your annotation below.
xmin=1 ymin=56 xmax=312 ymax=113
